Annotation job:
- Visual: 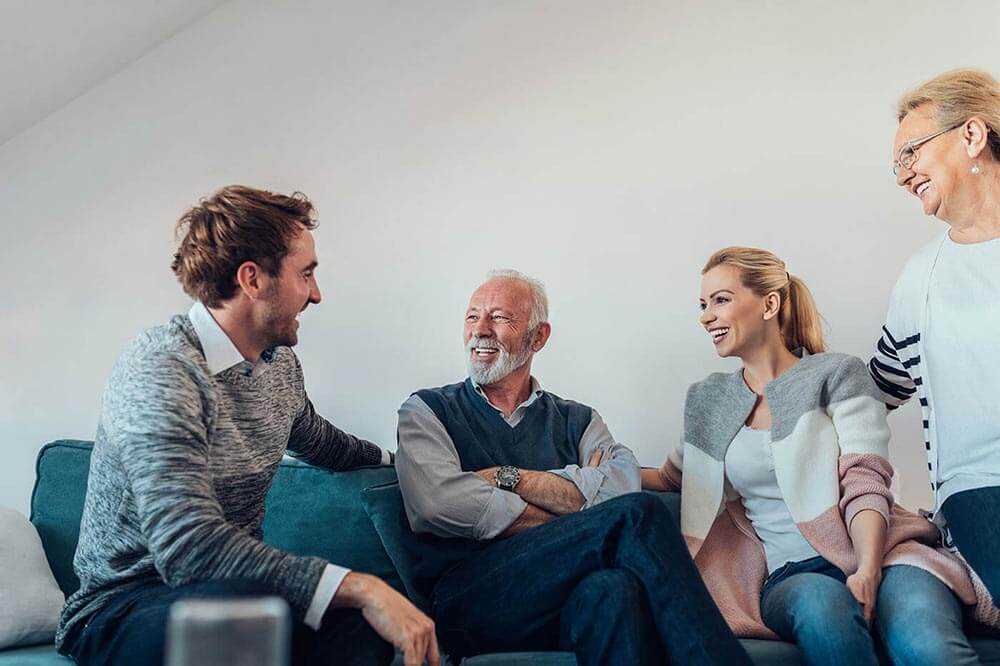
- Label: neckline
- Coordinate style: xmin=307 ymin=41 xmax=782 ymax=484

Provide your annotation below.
xmin=739 ymin=355 xmax=804 ymax=398
xmin=944 ymin=230 xmax=1000 ymax=248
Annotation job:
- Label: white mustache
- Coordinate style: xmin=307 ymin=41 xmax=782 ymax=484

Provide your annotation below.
xmin=466 ymin=337 xmax=506 ymax=352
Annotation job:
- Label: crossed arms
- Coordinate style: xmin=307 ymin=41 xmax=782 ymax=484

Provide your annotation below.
xmin=395 ymin=394 xmax=641 ymax=540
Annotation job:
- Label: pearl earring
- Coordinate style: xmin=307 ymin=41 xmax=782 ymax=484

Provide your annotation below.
xmin=972 ymin=163 xmax=981 ymax=175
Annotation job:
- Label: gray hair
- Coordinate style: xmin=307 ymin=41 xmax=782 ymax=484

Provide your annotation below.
xmin=483 ymin=269 xmax=549 ymax=330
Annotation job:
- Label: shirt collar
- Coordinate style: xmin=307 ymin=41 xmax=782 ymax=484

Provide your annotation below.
xmin=472 ymin=376 xmax=544 ymax=413
xmin=188 ymin=302 xmax=247 ymax=375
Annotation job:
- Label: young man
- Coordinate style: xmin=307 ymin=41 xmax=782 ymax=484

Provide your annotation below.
xmin=57 ymin=185 xmax=438 ymax=666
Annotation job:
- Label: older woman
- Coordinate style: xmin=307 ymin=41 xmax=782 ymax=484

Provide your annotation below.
xmin=644 ymin=247 xmax=984 ymax=665
xmin=869 ymin=69 xmax=1000 ymax=619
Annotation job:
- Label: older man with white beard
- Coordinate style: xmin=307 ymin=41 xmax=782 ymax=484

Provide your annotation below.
xmin=394 ymin=270 xmax=752 ymax=666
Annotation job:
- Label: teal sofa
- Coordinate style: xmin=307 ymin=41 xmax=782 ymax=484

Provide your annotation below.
xmin=6 ymin=440 xmax=1000 ymax=665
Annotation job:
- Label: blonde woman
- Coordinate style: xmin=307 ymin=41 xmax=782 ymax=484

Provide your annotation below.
xmin=643 ymin=247 xmax=980 ymax=665
xmin=871 ymin=69 xmax=1000 ymax=621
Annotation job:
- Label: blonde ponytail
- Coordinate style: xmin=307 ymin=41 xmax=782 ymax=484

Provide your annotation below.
xmin=781 ymin=275 xmax=826 ymax=354
xmin=703 ymin=247 xmax=827 ymax=354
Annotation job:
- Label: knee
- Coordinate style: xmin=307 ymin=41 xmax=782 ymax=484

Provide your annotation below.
xmin=780 ymin=578 xmax=865 ymax=635
xmin=610 ymin=492 xmax=677 ymax=532
xmin=568 ymin=569 xmax=644 ymax=613
xmin=620 ymin=490 xmax=670 ymax=514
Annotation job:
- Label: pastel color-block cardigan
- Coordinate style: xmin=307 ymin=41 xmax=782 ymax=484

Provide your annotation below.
xmin=657 ymin=351 xmax=985 ymax=638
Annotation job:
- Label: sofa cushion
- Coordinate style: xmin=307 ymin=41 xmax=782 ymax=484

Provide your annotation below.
xmin=0 ymin=508 xmax=65 ymax=649
xmin=263 ymin=460 xmax=403 ymax=592
xmin=30 ymin=440 xmax=92 ymax=597
xmin=29 ymin=441 xmax=403 ymax=598
xmin=361 ymin=482 xmax=489 ymax=613
xmin=0 ymin=644 xmax=73 ymax=665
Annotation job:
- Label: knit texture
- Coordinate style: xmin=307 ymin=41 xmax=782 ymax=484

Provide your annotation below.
xmin=57 ymin=315 xmax=382 ymax=647
xmin=659 ymin=352 xmax=987 ymax=637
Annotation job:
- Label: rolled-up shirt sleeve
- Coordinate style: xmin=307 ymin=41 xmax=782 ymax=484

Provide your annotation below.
xmin=396 ymin=395 xmax=527 ymax=540
xmin=548 ymin=410 xmax=641 ymax=509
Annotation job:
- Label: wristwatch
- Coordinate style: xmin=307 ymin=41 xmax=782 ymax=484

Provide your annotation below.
xmin=494 ymin=465 xmax=521 ymax=492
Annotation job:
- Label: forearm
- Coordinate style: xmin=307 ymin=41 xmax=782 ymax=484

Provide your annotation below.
xmin=515 ymin=470 xmax=585 ymax=515
xmin=289 ymin=398 xmax=383 ymax=470
xmin=641 ymin=467 xmax=670 ymax=491
xmin=849 ymin=509 xmax=887 ymax=572
xmin=501 ymin=503 xmax=558 ymax=536
xmin=397 ymin=397 xmax=527 ymax=540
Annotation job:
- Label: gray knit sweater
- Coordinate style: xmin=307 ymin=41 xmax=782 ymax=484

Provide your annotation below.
xmin=57 ymin=315 xmax=383 ymax=647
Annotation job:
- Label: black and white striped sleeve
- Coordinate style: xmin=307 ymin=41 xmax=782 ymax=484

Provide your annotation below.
xmin=868 ymin=325 xmax=917 ymax=410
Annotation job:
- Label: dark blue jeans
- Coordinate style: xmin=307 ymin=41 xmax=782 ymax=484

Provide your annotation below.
xmin=943 ymin=485 xmax=1000 ymax=608
xmin=60 ymin=578 xmax=393 ymax=666
xmin=761 ymin=556 xmax=978 ymax=666
xmin=431 ymin=492 xmax=751 ymax=666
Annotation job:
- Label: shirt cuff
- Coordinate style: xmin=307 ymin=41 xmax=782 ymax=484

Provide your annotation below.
xmin=380 ymin=448 xmax=392 ymax=465
xmin=304 ymin=564 xmax=351 ymax=630
xmin=550 ymin=465 xmax=604 ymax=508
xmin=473 ymin=488 xmax=528 ymax=540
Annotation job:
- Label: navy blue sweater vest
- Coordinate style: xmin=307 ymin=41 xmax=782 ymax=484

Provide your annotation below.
xmin=398 ymin=380 xmax=594 ymax=603
xmin=416 ymin=378 xmax=593 ymax=471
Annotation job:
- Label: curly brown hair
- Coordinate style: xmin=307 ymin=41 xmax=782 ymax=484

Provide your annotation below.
xmin=171 ymin=185 xmax=318 ymax=307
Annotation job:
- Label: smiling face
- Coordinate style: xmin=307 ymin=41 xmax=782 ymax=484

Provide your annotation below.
xmin=258 ymin=229 xmax=321 ymax=348
xmin=699 ymin=264 xmax=776 ymax=359
xmin=894 ymin=104 xmax=970 ymax=222
xmin=463 ymin=278 xmax=538 ymax=386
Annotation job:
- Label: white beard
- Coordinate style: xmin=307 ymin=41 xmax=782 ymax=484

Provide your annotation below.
xmin=466 ymin=335 xmax=533 ymax=386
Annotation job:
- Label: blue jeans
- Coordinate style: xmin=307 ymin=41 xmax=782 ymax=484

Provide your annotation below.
xmin=761 ymin=557 xmax=977 ymax=666
xmin=431 ymin=492 xmax=751 ymax=666
xmin=60 ymin=578 xmax=393 ymax=666
xmin=943 ymin=485 xmax=1000 ymax=608
xmin=876 ymin=564 xmax=979 ymax=665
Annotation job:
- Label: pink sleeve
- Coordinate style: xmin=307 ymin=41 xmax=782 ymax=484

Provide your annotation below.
xmin=838 ymin=453 xmax=893 ymax=529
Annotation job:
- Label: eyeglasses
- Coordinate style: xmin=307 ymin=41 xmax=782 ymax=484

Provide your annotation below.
xmin=892 ymin=122 xmax=963 ymax=176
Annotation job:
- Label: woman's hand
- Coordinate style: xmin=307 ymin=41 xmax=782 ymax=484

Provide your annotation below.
xmin=846 ymin=509 xmax=888 ymax=625
xmin=846 ymin=565 xmax=883 ymax=625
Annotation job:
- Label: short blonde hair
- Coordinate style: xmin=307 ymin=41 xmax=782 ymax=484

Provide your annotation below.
xmin=897 ymin=68 xmax=1000 ymax=161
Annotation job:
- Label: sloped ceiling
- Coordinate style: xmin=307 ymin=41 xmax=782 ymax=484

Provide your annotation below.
xmin=0 ymin=0 xmax=228 ymax=146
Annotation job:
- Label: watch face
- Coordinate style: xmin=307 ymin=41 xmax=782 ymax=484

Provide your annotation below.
xmin=496 ymin=466 xmax=519 ymax=488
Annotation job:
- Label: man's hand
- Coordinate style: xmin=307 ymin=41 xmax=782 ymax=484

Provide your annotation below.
xmin=477 ymin=466 xmax=500 ymax=485
xmin=588 ymin=447 xmax=604 ymax=466
xmin=334 ymin=572 xmax=440 ymax=666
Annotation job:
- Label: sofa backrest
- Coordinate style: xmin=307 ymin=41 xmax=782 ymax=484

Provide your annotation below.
xmin=29 ymin=440 xmax=404 ymax=598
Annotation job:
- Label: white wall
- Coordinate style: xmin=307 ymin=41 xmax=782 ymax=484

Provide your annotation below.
xmin=2 ymin=0 xmax=998 ymax=514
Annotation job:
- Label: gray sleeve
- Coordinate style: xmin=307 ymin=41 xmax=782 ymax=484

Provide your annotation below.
xmin=396 ymin=395 xmax=527 ymax=540
xmin=548 ymin=410 xmax=641 ymax=509
xmin=109 ymin=352 xmax=326 ymax=620
xmin=285 ymin=354 xmax=384 ymax=469
xmin=287 ymin=395 xmax=384 ymax=469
